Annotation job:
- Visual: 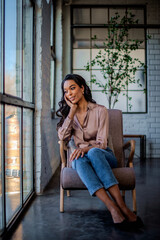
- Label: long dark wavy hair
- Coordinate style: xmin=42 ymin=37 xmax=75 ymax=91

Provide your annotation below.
xmin=56 ymin=74 xmax=96 ymax=129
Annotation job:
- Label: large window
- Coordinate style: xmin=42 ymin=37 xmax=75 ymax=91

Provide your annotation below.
xmin=0 ymin=0 xmax=34 ymax=236
xmin=72 ymin=6 xmax=146 ymax=113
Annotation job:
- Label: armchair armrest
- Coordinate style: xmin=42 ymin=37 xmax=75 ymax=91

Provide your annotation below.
xmin=59 ymin=140 xmax=68 ymax=169
xmin=123 ymin=140 xmax=135 ymax=168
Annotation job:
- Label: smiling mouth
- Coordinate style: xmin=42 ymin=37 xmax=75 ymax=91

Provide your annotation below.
xmin=70 ymin=97 xmax=75 ymax=101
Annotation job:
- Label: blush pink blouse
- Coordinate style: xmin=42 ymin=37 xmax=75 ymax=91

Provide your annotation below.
xmin=58 ymin=102 xmax=109 ymax=149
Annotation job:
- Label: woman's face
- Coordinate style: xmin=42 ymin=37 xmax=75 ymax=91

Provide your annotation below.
xmin=63 ymin=80 xmax=84 ymax=104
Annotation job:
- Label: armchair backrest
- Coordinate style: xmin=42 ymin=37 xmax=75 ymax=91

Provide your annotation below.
xmin=108 ymin=109 xmax=124 ymax=167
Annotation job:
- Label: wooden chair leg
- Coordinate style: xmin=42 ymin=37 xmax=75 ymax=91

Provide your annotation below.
xmin=122 ymin=190 xmax=125 ymax=202
xmin=132 ymin=188 xmax=137 ymax=214
xmin=67 ymin=190 xmax=70 ymax=197
xmin=60 ymin=185 xmax=64 ymax=213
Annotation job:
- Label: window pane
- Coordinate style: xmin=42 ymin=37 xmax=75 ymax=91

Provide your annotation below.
xmin=147 ymin=4 xmax=160 ymax=24
xmin=128 ymin=91 xmax=146 ymax=112
xmin=5 ymin=0 xmax=22 ymax=97
xmin=91 ymin=70 xmax=108 ymax=91
xmin=0 ymin=105 xmax=3 ymax=230
xmin=91 ymin=8 xmax=108 ymax=24
xmin=130 ymin=49 xmax=145 ymax=68
xmin=114 ymin=91 xmax=127 ymax=112
xmin=91 ymin=28 xmax=108 ymax=48
xmin=109 ymin=8 xmax=126 ymax=23
xmin=73 ymin=70 xmax=90 ymax=87
xmin=127 ymin=8 xmax=144 ymax=24
xmin=73 ymin=40 xmax=90 ymax=49
xmin=5 ymin=105 xmax=21 ymax=224
xmin=73 ymin=28 xmax=90 ymax=49
xmin=73 ymin=8 xmax=90 ymax=24
xmin=73 ymin=49 xmax=90 ymax=69
xmin=92 ymin=90 xmax=127 ymax=111
xmin=128 ymin=70 xmax=146 ymax=90
xmin=23 ymin=0 xmax=33 ymax=102
xmin=73 ymin=28 xmax=90 ymax=40
xmin=128 ymin=29 xmax=145 ymax=48
xmin=92 ymin=49 xmax=107 ymax=69
xmin=0 ymin=0 xmax=2 ymax=93
xmin=92 ymin=41 xmax=106 ymax=49
xmin=92 ymin=28 xmax=107 ymax=40
xmin=23 ymin=109 xmax=33 ymax=201
xmin=92 ymin=91 xmax=109 ymax=108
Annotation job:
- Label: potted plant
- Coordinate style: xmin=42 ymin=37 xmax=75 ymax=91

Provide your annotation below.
xmin=85 ymin=12 xmax=151 ymax=109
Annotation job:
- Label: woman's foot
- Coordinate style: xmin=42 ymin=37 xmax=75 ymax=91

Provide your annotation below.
xmin=120 ymin=206 xmax=137 ymax=222
xmin=129 ymin=216 xmax=144 ymax=228
xmin=110 ymin=208 xmax=135 ymax=231
xmin=120 ymin=207 xmax=144 ymax=228
xmin=110 ymin=206 xmax=144 ymax=231
xmin=110 ymin=206 xmax=125 ymax=224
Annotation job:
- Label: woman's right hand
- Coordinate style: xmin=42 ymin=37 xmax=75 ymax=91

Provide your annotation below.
xmin=64 ymin=95 xmax=74 ymax=108
xmin=64 ymin=95 xmax=77 ymax=118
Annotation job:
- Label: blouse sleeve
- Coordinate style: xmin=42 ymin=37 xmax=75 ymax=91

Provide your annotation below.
xmin=58 ymin=116 xmax=73 ymax=141
xmin=95 ymin=106 xmax=109 ymax=149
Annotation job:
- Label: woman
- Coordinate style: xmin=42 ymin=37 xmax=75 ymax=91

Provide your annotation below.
xmin=56 ymin=74 xmax=143 ymax=230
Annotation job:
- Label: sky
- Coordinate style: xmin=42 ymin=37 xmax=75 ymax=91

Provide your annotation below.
xmin=5 ymin=0 xmax=17 ymax=76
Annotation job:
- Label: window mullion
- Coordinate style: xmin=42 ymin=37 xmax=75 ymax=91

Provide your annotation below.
xmin=1 ymin=0 xmax=6 ymax=232
xmin=21 ymin=1 xmax=23 ymax=206
xmin=20 ymin=107 xmax=23 ymax=207
xmin=21 ymin=0 xmax=23 ymax=100
xmin=2 ymin=104 xmax=6 ymax=231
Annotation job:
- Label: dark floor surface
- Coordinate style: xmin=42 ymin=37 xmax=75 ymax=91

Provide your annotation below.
xmin=7 ymin=158 xmax=160 ymax=240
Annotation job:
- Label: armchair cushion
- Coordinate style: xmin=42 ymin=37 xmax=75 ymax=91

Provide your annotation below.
xmin=61 ymin=167 xmax=135 ymax=191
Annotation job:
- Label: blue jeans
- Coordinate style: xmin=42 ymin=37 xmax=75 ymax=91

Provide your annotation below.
xmin=72 ymin=147 xmax=118 ymax=196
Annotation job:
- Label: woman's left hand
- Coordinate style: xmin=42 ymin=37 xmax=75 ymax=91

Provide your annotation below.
xmin=70 ymin=147 xmax=89 ymax=161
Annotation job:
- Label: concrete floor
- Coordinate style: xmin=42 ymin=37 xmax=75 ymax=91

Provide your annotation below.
xmin=8 ymin=158 xmax=160 ymax=240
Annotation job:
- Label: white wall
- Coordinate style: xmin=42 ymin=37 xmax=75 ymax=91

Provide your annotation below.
xmin=34 ymin=0 xmax=61 ymax=194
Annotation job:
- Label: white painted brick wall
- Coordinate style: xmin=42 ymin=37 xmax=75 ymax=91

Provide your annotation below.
xmin=35 ymin=0 xmax=61 ymax=194
xmin=35 ymin=1 xmax=43 ymax=194
xmin=123 ymin=29 xmax=160 ymax=158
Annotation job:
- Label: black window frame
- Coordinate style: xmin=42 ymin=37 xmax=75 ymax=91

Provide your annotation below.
xmin=71 ymin=4 xmax=148 ymax=114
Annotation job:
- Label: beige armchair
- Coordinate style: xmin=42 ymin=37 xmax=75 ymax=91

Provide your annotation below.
xmin=59 ymin=109 xmax=136 ymax=213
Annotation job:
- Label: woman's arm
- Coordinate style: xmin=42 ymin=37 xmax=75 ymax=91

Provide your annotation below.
xmin=69 ymin=106 xmax=109 ymax=161
xmin=58 ymin=96 xmax=77 ymax=141
xmin=95 ymin=106 xmax=109 ymax=149
xmin=69 ymin=146 xmax=92 ymax=161
xmin=58 ymin=116 xmax=73 ymax=141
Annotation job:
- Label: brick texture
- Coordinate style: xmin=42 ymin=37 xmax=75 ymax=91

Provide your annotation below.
xmin=123 ymin=29 xmax=160 ymax=158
